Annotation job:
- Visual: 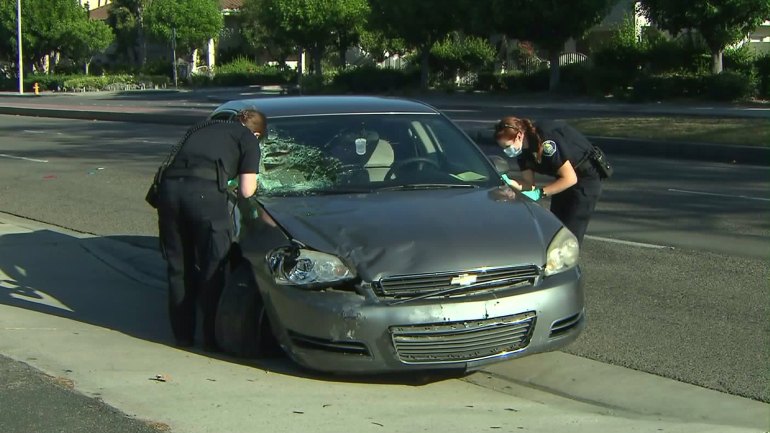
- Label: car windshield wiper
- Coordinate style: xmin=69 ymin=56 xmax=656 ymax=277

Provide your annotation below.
xmin=376 ymin=183 xmax=479 ymax=191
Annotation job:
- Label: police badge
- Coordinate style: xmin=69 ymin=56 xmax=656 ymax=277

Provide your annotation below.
xmin=542 ymin=140 xmax=557 ymax=157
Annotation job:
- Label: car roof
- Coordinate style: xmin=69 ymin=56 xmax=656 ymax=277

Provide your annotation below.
xmin=212 ymin=95 xmax=440 ymax=118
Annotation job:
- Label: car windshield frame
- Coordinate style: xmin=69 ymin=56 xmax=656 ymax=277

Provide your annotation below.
xmin=254 ymin=112 xmax=501 ymax=198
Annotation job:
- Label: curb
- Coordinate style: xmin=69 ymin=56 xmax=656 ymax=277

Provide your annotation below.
xmin=0 ymin=105 xmax=203 ymax=126
xmin=0 ymin=104 xmax=767 ymax=166
xmin=471 ymin=129 xmax=770 ymax=166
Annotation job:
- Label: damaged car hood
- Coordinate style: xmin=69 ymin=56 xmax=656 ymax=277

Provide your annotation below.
xmin=260 ymin=188 xmax=560 ymax=282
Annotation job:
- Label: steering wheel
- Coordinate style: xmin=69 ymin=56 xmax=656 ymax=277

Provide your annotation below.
xmin=384 ymin=157 xmax=440 ymax=181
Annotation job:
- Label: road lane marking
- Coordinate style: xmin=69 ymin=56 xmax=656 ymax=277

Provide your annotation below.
xmin=585 ymin=235 xmax=673 ymax=249
xmin=22 ymin=130 xmax=45 ymax=134
xmin=668 ymin=188 xmax=770 ymax=202
xmin=141 ymin=140 xmax=173 ymax=145
xmin=0 ymin=154 xmax=48 ymax=163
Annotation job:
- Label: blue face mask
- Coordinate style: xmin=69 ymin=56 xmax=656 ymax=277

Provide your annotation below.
xmin=503 ymin=145 xmax=522 ymax=158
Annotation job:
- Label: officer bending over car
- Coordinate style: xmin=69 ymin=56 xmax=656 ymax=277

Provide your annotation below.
xmin=494 ymin=116 xmax=612 ymax=246
xmin=149 ymin=109 xmax=266 ymax=352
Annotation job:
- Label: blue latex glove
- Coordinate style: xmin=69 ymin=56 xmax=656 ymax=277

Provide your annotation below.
xmin=521 ymin=188 xmax=542 ymax=201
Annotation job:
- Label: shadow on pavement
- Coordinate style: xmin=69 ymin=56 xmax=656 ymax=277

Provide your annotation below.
xmin=0 ymin=228 xmax=464 ymax=387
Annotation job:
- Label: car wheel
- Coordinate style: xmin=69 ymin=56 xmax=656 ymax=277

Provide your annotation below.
xmin=215 ymin=262 xmax=281 ymax=359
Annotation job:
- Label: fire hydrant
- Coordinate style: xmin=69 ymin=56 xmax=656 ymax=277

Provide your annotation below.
xmin=33 ymin=83 xmax=39 ymax=95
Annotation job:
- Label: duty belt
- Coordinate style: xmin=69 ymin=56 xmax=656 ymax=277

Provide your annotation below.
xmin=163 ymin=167 xmax=219 ymax=182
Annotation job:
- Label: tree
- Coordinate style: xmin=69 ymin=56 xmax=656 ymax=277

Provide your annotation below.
xmin=240 ymin=0 xmax=297 ymax=67
xmin=367 ymin=0 xmax=471 ymax=90
xmin=106 ymin=0 xmax=151 ymax=65
xmin=493 ymin=0 xmax=619 ymax=91
xmin=639 ymin=0 xmax=770 ymax=73
xmin=359 ymin=28 xmax=408 ymax=63
xmin=0 ymin=0 xmax=89 ymax=71
xmin=244 ymin=0 xmax=367 ymax=76
xmin=144 ymin=0 xmax=223 ymax=64
xmin=64 ymin=18 xmax=115 ymax=75
xmin=327 ymin=0 xmax=369 ymax=69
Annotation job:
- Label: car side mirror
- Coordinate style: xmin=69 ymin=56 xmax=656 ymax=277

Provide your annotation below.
xmin=489 ymin=155 xmax=510 ymax=174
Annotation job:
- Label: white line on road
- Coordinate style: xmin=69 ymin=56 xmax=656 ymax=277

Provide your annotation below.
xmin=585 ymin=235 xmax=673 ymax=249
xmin=668 ymin=188 xmax=770 ymax=202
xmin=22 ymin=130 xmax=45 ymax=134
xmin=141 ymin=140 xmax=173 ymax=145
xmin=0 ymin=154 xmax=48 ymax=163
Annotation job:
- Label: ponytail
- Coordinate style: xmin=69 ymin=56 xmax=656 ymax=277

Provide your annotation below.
xmin=521 ymin=119 xmax=544 ymax=163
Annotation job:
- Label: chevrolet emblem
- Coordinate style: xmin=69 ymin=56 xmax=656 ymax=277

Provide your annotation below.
xmin=451 ymin=274 xmax=477 ymax=286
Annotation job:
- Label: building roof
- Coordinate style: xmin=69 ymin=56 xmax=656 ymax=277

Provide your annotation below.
xmin=221 ymin=0 xmax=244 ymax=10
xmin=213 ymin=96 xmax=440 ymax=119
xmin=89 ymin=3 xmax=110 ymax=20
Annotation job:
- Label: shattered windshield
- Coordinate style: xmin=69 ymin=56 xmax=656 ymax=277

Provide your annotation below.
xmin=257 ymin=114 xmax=500 ymax=197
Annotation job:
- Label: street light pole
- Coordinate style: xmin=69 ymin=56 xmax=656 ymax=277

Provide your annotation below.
xmin=17 ymin=0 xmax=23 ymax=94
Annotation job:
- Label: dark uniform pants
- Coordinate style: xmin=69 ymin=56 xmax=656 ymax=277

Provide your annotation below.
xmin=157 ymin=177 xmax=234 ymax=347
xmin=549 ymin=180 xmax=602 ymax=246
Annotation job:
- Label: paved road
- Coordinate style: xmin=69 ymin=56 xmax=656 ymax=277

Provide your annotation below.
xmin=0 ymin=355 xmax=167 ymax=433
xmin=0 ymin=115 xmax=767 ymax=403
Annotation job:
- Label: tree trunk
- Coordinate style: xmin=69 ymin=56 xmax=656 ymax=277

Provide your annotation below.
xmin=548 ymin=50 xmax=561 ymax=91
xmin=711 ymin=49 xmax=723 ymax=74
xmin=420 ymin=43 xmax=430 ymax=91
xmin=339 ymin=45 xmax=347 ymax=69
xmin=138 ymin=7 xmax=147 ymax=65
xmin=312 ymin=47 xmax=323 ymax=77
xmin=85 ymin=61 xmax=90 ymax=76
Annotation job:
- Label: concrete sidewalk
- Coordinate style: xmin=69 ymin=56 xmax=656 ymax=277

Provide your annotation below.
xmin=0 ymin=211 xmax=767 ymax=433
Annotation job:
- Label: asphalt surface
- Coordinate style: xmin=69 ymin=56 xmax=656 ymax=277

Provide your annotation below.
xmin=0 ymin=354 xmax=167 ymax=433
xmin=0 ymin=115 xmax=768 ymax=405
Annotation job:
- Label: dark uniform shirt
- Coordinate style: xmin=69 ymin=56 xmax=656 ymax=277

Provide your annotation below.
xmin=170 ymin=120 xmax=261 ymax=182
xmin=516 ymin=120 xmax=601 ymax=191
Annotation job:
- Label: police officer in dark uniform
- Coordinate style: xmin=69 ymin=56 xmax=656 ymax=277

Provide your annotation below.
xmin=156 ymin=109 xmax=266 ymax=352
xmin=494 ymin=116 xmax=603 ymax=246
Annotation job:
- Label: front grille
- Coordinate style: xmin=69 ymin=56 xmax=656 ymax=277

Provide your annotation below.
xmin=390 ymin=311 xmax=536 ymax=364
xmin=377 ymin=265 xmax=540 ymax=299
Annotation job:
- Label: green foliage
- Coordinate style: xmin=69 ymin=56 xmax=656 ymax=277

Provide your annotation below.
xmin=703 ymin=70 xmax=758 ymax=101
xmin=359 ymin=29 xmax=409 ymax=63
xmin=106 ymin=0 xmax=150 ymax=64
xmin=639 ymin=0 xmax=770 ymax=72
xmin=188 ymin=57 xmax=297 ymax=87
xmin=755 ymin=53 xmax=770 ymax=99
xmin=368 ymin=0 xmax=472 ymax=89
xmin=0 ymin=0 xmax=91 ymax=66
xmin=331 ymin=65 xmax=420 ymax=93
xmin=239 ymin=0 xmax=296 ymax=65
xmin=430 ymin=32 xmax=496 ymax=78
xmin=144 ymin=0 xmax=223 ymax=56
xmin=0 ymin=73 xmax=170 ymax=92
xmin=63 ymin=18 xmax=115 ymax=73
xmin=723 ymin=43 xmax=758 ymax=75
xmin=244 ymin=0 xmax=369 ymax=75
xmin=490 ymin=0 xmax=619 ymax=89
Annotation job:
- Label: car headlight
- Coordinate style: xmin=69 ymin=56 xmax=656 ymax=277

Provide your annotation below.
xmin=544 ymin=228 xmax=579 ymax=276
xmin=268 ymin=247 xmax=354 ymax=287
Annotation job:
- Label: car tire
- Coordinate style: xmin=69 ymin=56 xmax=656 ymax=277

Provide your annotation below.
xmin=215 ymin=262 xmax=281 ymax=359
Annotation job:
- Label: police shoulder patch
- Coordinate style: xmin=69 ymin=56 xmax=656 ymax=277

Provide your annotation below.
xmin=542 ymin=140 xmax=557 ymax=157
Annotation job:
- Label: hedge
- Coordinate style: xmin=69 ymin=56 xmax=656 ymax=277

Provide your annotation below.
xmin=0 ymin=73 xmax=170 ymax=92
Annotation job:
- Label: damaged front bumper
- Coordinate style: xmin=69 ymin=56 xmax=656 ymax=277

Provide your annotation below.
xmin=261 ymin=268 xmax=585 ymax=374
